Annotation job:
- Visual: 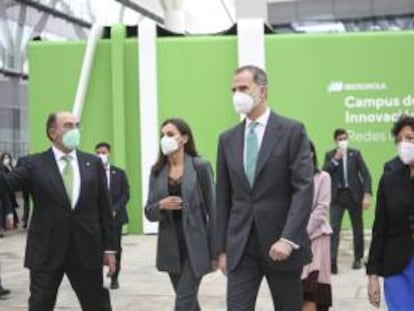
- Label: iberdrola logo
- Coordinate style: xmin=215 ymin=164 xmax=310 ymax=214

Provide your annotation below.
xmin=327 ymin=81 xmax=387 ymax=93
xmin=327 ymin=81 xmax=344 ymax=93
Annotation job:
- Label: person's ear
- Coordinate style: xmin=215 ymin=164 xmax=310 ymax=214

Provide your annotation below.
xmin=182 ymin=134 xmax=189 ymax=145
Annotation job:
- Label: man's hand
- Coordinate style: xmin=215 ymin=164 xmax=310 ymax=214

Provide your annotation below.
xmin=362 ymin=194 xmax=371 ymax=210
xmin=269 ymin=239 xmax=293 ymax=262
xmin=368 ymin=275 xmax=381 ymax=308
xmin=103 ymin=253 xmax=117 ymax=277
xmin=159 ymin=196 xmax=183 ymax=210
xmin=334 ymin=149 xmax=344 ymax=161
xmin=218 ymin=253 xmax=227 ymax=275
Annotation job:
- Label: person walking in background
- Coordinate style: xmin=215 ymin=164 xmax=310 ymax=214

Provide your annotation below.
xmin=145 ymin=118 xmax=215 ymax=311
xmin=16 ymin=155 xmax=31 ymax=228
xmin=367 ymin=115 xmax=414 ymax=310
xmin=95 ymin=142 xmax=130 ymax=290
xmin=0 ymin=152 xmax=19 ymax=228
xmin=215 ymin=65 xmax=313 ymax=310
xmin=302 ymin=141 xmax=333 ymax=311
xmin=323 ymin=128 xmax=372 ymax=274
xmin=0 ymin=111 xmax=116 ymax=311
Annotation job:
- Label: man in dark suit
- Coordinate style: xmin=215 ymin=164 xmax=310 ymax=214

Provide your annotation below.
xmin=0 ymin=111 xmax=116 ymax=310
xmin=215 ymin=65 xmax=313 ymax=310
xmin=323 ymin=128 xmax=372 ymax=274
xmin=15 ymin=155 xmax=31 ymax=228
xmin=95 ymin=142 xmax=130 ymax=290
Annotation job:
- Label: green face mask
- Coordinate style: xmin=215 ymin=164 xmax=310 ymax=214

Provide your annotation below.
xmin=62 ymin=128 xmax=81 ymax=150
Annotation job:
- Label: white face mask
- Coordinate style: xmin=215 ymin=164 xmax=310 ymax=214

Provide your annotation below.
xmin=233 ymin=91 xmax=256 ymax=114
xmin=97 ymin=154 xmax=109 ymax=166
xmin=337 ymin=140 xmax=348 ymax=150
xmin=2 ymin=158 xmax=10 ymax=166
xmin=160 ymin=136 xmax=179 ymax=155
xmin=398 ymin=141 xmax=414 ymax=165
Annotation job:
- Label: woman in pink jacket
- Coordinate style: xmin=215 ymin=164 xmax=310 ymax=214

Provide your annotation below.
xmin=302 ymin=141 xmax=333 ymax=311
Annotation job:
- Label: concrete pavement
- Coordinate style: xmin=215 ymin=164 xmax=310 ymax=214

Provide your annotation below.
xmin=0 ymin=230 xmax=385 ymax=310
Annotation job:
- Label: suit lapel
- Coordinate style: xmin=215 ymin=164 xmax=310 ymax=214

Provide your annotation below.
xmin=182 ymin=154 xmax=196 ymax=206
xmin=232 ymin=121 xmax=251 ymax=192
xmin=75 ymin=152 xmax=93 ymax=209
xmin=44 ymin=148 xmax=71 ymax=208
xmin=254 ymin=112 xmax=283 ymax=184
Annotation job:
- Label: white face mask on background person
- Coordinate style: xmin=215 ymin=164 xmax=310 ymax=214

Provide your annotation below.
xmin=98 ymin=154 xmax=109 ymax=166
xmin=2 ymin=158 xmax=10 ymax=166
xmin=337 ymin=140 xmax=348 ymax=150
xmin=160 ymin=135 xmax=179 ymax=155
xmin=398 ymin=141 xmax=414 ymax=164
xmin=233 ymin=91 xmax=257 ymax=114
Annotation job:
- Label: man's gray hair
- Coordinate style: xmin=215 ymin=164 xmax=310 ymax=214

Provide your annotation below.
xmin=234 ymin=65 xmax=268 ymax=86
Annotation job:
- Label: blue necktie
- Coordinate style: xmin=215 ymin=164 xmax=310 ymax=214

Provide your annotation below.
xmin=245 ymin=122 xmax=259 ymax=187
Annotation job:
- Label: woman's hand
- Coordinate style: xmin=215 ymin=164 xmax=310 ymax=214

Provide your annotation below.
xmin=368 ymin=275 xmax=381 ymax=308
xmin=159 ymin=196 xmax=183 ymax=210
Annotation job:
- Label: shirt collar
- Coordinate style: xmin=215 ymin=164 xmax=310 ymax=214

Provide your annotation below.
xmin=52 ymin=145 xmax=77 ymax=162
xmin=245 ymin=108 xmax=270 ymax=129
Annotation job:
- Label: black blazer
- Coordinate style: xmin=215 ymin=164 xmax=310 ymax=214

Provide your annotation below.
xmin=323 ymin=148 xmax=372 ymax=203
xmin=215 ymin=111 xmax=313 ymax=272
xmin=367 ymin=166 xmax=414 ymax=277
xmin=108 ymin=165 xmax=130 ymax=225
xmin=383 ymin=156 xmax=404 ymax=174
xmin=145 ymin=154 xmax=215 ymax=278
xmin=0 ymin=149 xmax=115 ymax=271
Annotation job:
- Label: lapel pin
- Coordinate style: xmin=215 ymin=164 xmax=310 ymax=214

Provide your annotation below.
xmin=86 ymin=162 xmax=90 ymax=167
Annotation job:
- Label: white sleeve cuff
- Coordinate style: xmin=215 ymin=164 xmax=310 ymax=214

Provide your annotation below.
xmin=280 ymin=238 xmax=300 ymax=250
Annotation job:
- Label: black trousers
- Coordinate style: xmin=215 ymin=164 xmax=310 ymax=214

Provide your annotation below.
xmin=168 ymin=260 xmax=201 ymax=311
xmin=112 ymin=221 xmax=123 ymax=281
xmin=28 ymin=246 xmax=111 ymax=311
xmin=227 ymin=225 xmax=302 ymax=311
xmin=330 ymin=189 xmax=364 ymax=265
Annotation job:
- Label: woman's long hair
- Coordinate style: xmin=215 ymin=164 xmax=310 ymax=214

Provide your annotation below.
xmin=309 ymin=140 xmax=320 ymax=175
xmin=152 ymin=118 xmax=199 ymax=175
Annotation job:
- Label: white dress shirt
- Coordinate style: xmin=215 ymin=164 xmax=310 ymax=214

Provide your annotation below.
xmin=52 ymin=146 xmax=80 ymax=209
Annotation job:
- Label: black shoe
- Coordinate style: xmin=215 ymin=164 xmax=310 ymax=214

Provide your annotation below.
xmin=331 ymin=263 xmax=338 ymax=274
xmin=352 ymin=259 xmax=362 ymax=269
xmin=0 ymin=287 xmax=11 ymax=298
xmin=110 ymin=279 xmax=119 ymax=290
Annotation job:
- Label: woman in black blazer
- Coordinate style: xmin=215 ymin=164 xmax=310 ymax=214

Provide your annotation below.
xmin=0 ymin=152 xmax=19 ymax=228
xmin=367 ymin=115 xmax=414 ymax=310
xmin=145 ymin=118 xmax=216 ymax=311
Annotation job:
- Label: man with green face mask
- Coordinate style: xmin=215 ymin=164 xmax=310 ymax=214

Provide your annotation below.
xmin=0 ymin=111 xmax=116 ymax=311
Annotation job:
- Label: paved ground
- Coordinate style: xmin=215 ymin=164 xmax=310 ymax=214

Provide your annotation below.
xmin=0 ymin=229 xmax=386 ymax=310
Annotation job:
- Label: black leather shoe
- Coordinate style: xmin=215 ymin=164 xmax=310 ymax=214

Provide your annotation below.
xmin=110 ymin=279 xmax=119 ymax=290
xmin=331 ymin=263 xmax=338 ymax=274
xmin=0 ymin=287 xmax=11 ymax=298
xmin=352 ymin=259 xmax=362 ymax=269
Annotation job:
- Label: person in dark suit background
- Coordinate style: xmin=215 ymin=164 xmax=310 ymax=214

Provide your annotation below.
xmin=0 ymin=190 xmax=13 ymax=298
xmin=367 ymin=115 xmax=414 ymax=309
xmin=95 ymin=142 xmax=130 ymax=290
xmin=145 ymin=118 xmax=216 ymax=311
xmin=323 ymin=129 xmax=372 ymax=274
xmin=215 ymin=65 xmax=313 ymax=310
xmin=0 ymin=152 xmax=19 ymax=228
xmin=16 ymin=155 xmax=31 ymax=228
xmin=0 ymin=111 xmax=116 ymax=311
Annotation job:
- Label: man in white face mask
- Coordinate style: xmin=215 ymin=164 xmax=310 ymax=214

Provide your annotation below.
xmin=323 ymin=128 xmax=372 ymax=274
xmin=215 ymin=65 xmax=314 ymax=310
xmin=0 ymin=111 xmax=116 ymax=310
xmin=95 ymin=142 xmax=130 ymax=290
